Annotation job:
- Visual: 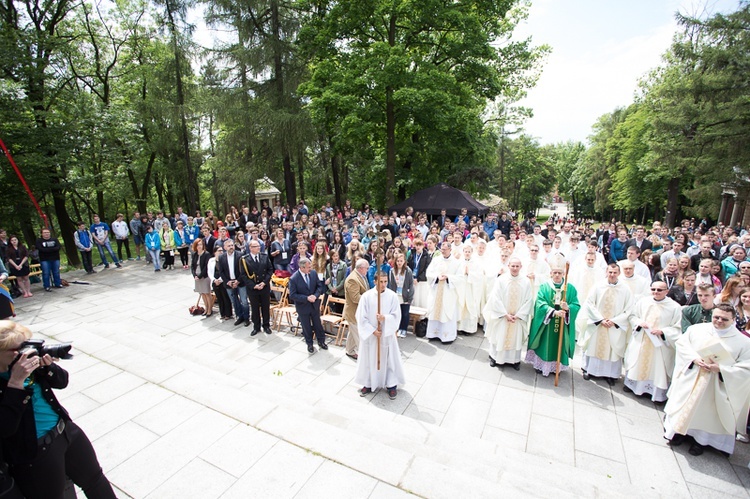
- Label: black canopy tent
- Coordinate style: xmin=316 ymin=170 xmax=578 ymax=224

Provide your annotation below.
xmin=388 ymin=183 xmax=489 ymax=217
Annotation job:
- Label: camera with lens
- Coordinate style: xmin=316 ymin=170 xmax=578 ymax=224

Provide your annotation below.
xmin=18 ymin=339 xmax=73 ymax=360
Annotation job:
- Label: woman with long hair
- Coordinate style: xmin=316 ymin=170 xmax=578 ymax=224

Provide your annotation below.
xmin=715 ymin=276 xmax=745 ymax=307
xmin=160 ymin=222 xmax=176 ymax=270
xmin=330 ymin=231 xmax=346 ymax=262
xmin=388 ymin=251 xmax=414 ymax=338
xmin=312 ymin=241 xmax=329 ymax=279
xmin=174 ymin=220 xmax=190 ymax=269
xmin=734 ymin=288 xmax=750 ymax=332
xmin=6 ymin=236 xmax=31 ymax=297
xmin=270 ymin=229 xmax=291 ymax=271
xmin=191 ymin=238 xmax=213 ymax=317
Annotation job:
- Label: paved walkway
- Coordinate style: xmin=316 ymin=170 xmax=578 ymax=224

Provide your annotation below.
xmin=11 ymin=261 xmax=750 ymax=498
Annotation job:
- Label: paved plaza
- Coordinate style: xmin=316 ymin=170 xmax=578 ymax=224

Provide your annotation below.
xmin=11 ymin=261 xmax=750 ymax=498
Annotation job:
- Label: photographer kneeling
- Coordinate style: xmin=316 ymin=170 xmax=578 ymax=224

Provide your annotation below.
xmin=0 ymin=321 xmax=116 ymax=499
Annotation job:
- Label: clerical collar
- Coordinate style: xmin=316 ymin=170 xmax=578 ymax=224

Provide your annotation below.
xmin=715 ymin=326 xmax=733 ymax=337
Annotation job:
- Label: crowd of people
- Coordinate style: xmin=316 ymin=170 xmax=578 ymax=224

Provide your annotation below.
xmin=1 ymin=200 xmax=750 ymax=466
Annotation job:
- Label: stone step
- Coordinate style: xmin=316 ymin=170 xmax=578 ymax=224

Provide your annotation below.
xmin=33 ymin=319 xmax=656 ymax=498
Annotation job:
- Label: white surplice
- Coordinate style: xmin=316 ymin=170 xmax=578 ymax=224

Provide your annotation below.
xmin=482 ymin=273 xmax=533 ymax=364
xmin=664 ymin=324 xmax=750 ymax=454
xmin=455 ymin=256 xmax=483 ymax=333
xmin=579 ymin=281 xmax=634 ymax=378
xmin=621 ymin=274 xmax=650 ymax=299
xmin=355 ymin=287 xmax=405 ymax=390
xmin=425 ymin=255 xmax=461 ymax=342
xmin=623 ymin=296 xmax=682 ymax=401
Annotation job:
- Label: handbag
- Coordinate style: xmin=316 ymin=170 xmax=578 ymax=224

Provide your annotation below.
xmin=414 ymin=318 xmax=428 ymax=337
xmin=188 ymin=297 xmax=205 ymax=316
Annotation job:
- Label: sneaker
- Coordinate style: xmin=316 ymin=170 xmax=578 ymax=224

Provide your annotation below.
xmin=388 ymin=388 xmax=397 ymax=400
xmin=359 ymin=387 xmax=372 ymax=397
xmin=398 ymin=330 xmax=407 ymax=338
xmin=737 ymin=433 xmax=750 ymax=443
xmin=155 ymin=269 xmax=160 ymax=272
xmin=44 ymin=287 xmax=52 ymax=292
xmin=136 ymin=257 xmax=141 ymax=261
xmin=104 ymin=265 xmax=110 ymax=269
xmin=115 ymin=263 xmax=122 ymax=268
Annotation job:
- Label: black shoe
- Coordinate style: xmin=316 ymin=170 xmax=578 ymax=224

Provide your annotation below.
xmin=489 ymin=356 xmax=497 ymax=367
xmin=263 ymin=327 xmax=272 ymax=335
xmin=244 ymin=320 xmax=251 ymax=327
xmin=45 ymin=287 xmax=52 ymax=292
xmin=689 ymin=442 xmax=705 ymax=456
xmin=388 ymin=388 xmax=397 ymax=400
xmin=346 ymin=352 xmax=358 ymax=361
xmin=250 ymin=329 xmax=260 ymax=336
xmin=667 ymin=434 xmax=686 ymax=446
xmin=512 ymin=362 xmax=521 ymax=371
xmin=359 ymin=387 xmax=372 ymax=397
xmin=307 ymin=344 xmax=315 ymax=354
xmin=115 ymin=263 xmax=122 ymax=268
xmin=606 ymin=377 xmax=616 ymax=386
xmin=54 ymin=285 xmax=63 ymax=289
xmin=623 ymin=384 xmax=633 ymax=394
xmin=582 ymin=371 xmax=590 ymax=381
xmin=318 ymin=341 xmax=328 ymax=350
xmin=233 ymin=318 xmax=244 ymax=326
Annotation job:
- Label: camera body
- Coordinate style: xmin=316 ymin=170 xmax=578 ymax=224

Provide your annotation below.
xmin=18 ymin=339 xmax=73 ymax=360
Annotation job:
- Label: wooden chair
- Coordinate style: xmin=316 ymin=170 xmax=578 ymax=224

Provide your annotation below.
xmin=320 ymin=296 xmax=345 ymax=341
xmin=272 ymin=285 xmax=299 ymax=334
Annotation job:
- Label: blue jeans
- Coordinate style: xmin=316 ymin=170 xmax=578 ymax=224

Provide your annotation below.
xmin=96 ymin=240 xmax=119 ymax=265
xmin=227 ymin=285 xmax=248 ymax=320
xmin=40 ymin=260 xmax=61 ymax=288
xmin=147 ymin=249 xmax=161 ymax=270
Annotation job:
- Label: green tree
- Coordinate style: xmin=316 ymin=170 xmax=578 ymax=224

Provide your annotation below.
xmin=300 ymin=0 xmax=546 ymax=206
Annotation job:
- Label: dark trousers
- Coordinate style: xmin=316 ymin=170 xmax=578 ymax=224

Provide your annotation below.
xmin=299 ymin=311 xmax=326 ymax=345
xmin=115 ymin=238 xmax=131 ymax=260
xmin=80 ymin=250 xmax=93 ymax=273
xmin=162 ymin=250 xmax=174 ymax=267
xmin=12 ymin=422 xmax=116 ymax=499
xmin=248 ymin=289 xmax=271 ymax=329
xmin=399 ymin=303 xmax=411 ymax=330
xmin=213 ymin=283 xmax=233 ymax=318
xmin=177 ymin=247 xmax=189 ymax=266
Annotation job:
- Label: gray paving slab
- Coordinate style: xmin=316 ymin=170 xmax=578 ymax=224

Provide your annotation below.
xmin=8 ymin=264 xmax=750 ymax=497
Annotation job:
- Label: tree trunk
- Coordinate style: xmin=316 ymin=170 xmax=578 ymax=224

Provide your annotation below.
xmin=384 ymin=13 xmax=397 ymax=207
xmin=165 ymin=0 xmax=197 ymax=213
xmin=665 ymin=176 xmax=680 ymax=229
xmin=296 ymin=153 xmax=304 ymax=201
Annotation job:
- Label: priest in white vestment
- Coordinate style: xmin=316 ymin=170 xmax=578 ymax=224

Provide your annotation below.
xmin=425 ymin=242 xmax=462 ymax=343
xmin=624 ymin=281 xmax=682 ymax=401
xmin=579 ymin=264 xmax=634 ymax=385
xmin=483 ymin=258 xmax=533 ymax=370
xmin=355 ymin=273 xmax=406 ymax=399
xmin=664 ymin=304 xmax=750 ymax=456
xmin=456 ymin=245 xmax=483 ymax=334
xmin=619 ymin=260 xmax=650 ymax=299
xmin=618 ymin=245 xmax=651 ymax=280
xmin=524 ymin=244 xmax=551 ymax=297
xmin=570 ymin=252 xmax=605 ymax=334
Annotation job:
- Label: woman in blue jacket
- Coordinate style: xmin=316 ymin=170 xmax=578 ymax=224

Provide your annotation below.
xmin=144 ymin=225 xmax=162 ymax=272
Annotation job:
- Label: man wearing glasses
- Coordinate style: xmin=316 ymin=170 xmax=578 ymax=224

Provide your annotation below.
xmin=664 ymin=304 xmax=750 ymax=457
xmin=623 ymin=280 xmax=682 ymax=401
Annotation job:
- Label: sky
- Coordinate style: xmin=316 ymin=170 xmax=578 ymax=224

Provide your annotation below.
xmin=513 ymin=0 xmax=742 ymax=145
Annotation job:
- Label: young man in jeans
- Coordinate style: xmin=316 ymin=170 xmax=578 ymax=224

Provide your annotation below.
xmin=112 ymin=213 xmax=132 ymax=261
xmin=74 ymin=222 xmax=96 ymax=274
xmin=90 ymin=214 xmax=122 ymax=269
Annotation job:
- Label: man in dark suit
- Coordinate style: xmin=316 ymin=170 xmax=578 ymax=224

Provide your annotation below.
xmin=288 ymin=258 xmax=327 ymax=353
xmin=240 ymin=240 xmax=274 ymax=335
xmin=202 ymin=226 xmax=217 ymax=256
xmin=626 ymin=225 xmax=653 ymax=252
xmin=217 ymin=239 xmax=249 ymax=327
xmin=436 ymin=209 xmax=449 ymax=229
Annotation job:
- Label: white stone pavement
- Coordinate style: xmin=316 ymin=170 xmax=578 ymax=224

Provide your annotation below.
xmin=10 ymin=260 xmax=750 ymax=498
